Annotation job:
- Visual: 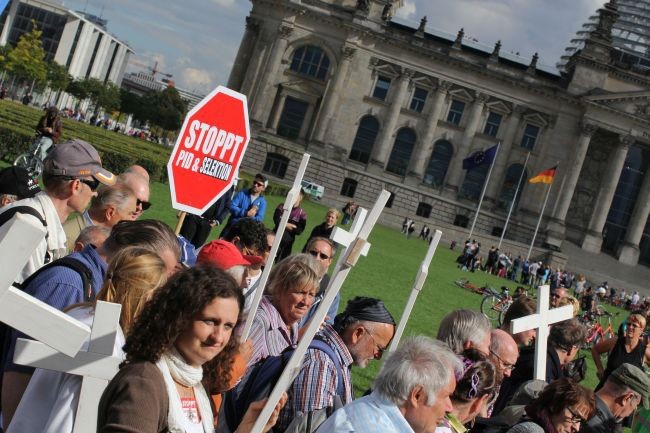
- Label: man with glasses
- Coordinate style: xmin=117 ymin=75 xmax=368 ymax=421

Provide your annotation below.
xmin=277 ymin=296 xmax=396 ymax=433
xmin=581 ymin=363 xmax=650 ymax=433
xmin=487 ymin=330 xmax=519 ymax=417
xmin=0 ymin=139 xmax=116 ymax=283
xmin=120 ymin=169 xmax=151 ymax=219
xmin=223 ymin=173 xmax=268 ymax=235
xmin=301 ymin=237 xmax=338 ymax=325
xmin=550 ymin=286 xmax=568 ymax=308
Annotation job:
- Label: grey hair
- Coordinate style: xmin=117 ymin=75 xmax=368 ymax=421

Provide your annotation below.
xmin=91 ymin=182 xmax=136 ymax=213
xmin=436 ymin=310 xmax=491 ymax=354
xmin=0 ymin=193 xmax=18 ymax=203
xmin=225 ymin=265 xmax=246 ymax=286
xmin=374 ymin=336 xmax=462 ymax=406
xmin=75 ymin=225 xmax=111 ymax=247
xmin=606 ymin=378 xmax=642 ymax=400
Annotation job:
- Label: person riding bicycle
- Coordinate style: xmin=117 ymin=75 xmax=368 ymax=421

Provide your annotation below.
xmin=34 ymin=106 xmax=62 ymax=161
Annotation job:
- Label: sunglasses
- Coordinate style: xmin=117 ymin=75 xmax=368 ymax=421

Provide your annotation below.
xmin=253 ymin=181 xmax=265 ymax=187
xmin=309 ymin=250 xmax=331 ymax=260
xmin=136 ymin=199 xmax=152 ymax=211
xmin=79 ymin=178 xmax=100 ymax=191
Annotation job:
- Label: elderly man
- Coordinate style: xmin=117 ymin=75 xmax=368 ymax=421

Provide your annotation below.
xmin=492 ymin=318 xmax=586 ymax=416
xmin=301 ymin=236 xmax=339 ymax=325
xmin=71 ymin=225 xmax=111 ymax=252
xmin=120 ymin=169 xmax=150 ymax=219
xmin=278 ymin=297 xmax=396 ymax=433
xmin=62 ymin=182 xmax=137 ymax=252
xmin=0 ymin=139 xmax=116 ymax=283
xmin=196 ymin=239 xmax=261 ymax=289
xmin=436 ymin=309 xmax=492 ymax=355
xmin=489 ymin=329 xmax=519 ymax=383
xmin=550 ymin=286 xmax=568 ymax=308
xmin=317 ymin=336 xmax=462 ymax=433
xmin=580 ymin=363 xmax=650 ymax=433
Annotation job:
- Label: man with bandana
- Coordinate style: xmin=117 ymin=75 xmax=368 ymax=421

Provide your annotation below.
xmin=278 ymin=297 xmax=396 ymax=433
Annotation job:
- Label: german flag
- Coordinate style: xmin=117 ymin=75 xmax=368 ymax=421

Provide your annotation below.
xmin=529 ymin=166 xmax=557 ymax=184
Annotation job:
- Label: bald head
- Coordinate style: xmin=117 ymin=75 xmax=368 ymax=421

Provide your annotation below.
xmin=119 ymin=172 xmax=150 ymax=219
xmin=125 ymin=165 xmax=150 ymax=181
xmin=489 ymin=329 xmax=519 ymax=381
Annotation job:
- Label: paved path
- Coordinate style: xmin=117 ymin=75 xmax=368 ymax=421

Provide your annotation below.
xmin=562 ymin=240 xmax=650 ymax=296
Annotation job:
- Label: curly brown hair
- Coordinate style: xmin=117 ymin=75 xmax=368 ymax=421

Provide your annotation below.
xmin=527 ymin=377 xmax=596 ymax=419
xmin=122 ymin=264 xmax=244 ymax=392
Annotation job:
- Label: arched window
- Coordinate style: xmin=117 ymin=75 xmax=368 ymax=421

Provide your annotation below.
xmin=498 ymin=164 xmax=528 ymax=210
xmin=290 ymin=45 xmax=330 ymax=80
xmin=423 ymin=140 xmax=453 ymax=187
xmin=340 ymin=178 xmax=357 ymax=198
xmin=386 ymin=128 xmax=416 ymax=176
xmin=460 ymin=163 xmax=489 ymax=202
xmin=349 ymin=116 xmax=379 ymax=164
xmin=263 ymin=152 xmax=289 ymax=179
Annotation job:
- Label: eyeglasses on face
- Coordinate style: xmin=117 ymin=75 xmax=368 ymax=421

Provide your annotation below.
xmin=136 ymin=199 xmax=152 ymax=210
xmin=253 ymin=181 xmax=265 ymax=187
xmin=565 ymin=406 xmax=587 ymax=424
xmin=363 ymin=326 xmax=387 ymax=358
xmin=308 ymin=250 xmax=331 ymax=260
xmin=79 ymin=177 xmax=100 ymax=191
xmin=489 ymin=349 xmax=516 ymax=372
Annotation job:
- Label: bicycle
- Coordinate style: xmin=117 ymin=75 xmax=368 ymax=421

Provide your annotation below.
xmin=582 ymin=310 xmax=617 ymax=348
xmin=14 ymin=134 xmax=52 ymax=178
xmin=480 ymin=286 xmax=513 ymax=327
xmin=454 ymin=278 xmax=481 ymax=294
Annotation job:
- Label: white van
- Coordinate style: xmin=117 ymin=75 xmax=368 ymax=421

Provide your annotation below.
xmin=301 ymin=180 xmax=325 ymax=200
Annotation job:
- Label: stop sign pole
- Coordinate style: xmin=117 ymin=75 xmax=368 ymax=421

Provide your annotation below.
xmin=167 ymin=86 xmax=251 ymax=233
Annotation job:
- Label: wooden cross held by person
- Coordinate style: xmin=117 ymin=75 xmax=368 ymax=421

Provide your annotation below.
xmin=240 ymin=153 xmax=310 ymax=341
xmin=387 ymin=229 xmax=443 ymax=355
xmin=510 ymin=284 xmax=574 ymax=380
xmin=330 ymin=206 xmax=370 ymax=260
xmin=248 ymin=189 xmax=391 ymax=433
xmin=0 ymin=213 xmax=90 ymax=357
xmin=13 ymin=301 xmax=123 ymax=433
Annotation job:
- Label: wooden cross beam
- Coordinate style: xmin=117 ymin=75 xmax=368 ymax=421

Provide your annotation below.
xmin=13 ymin=301 xmax=122 ymax=432
xmin=0 ymin=213 xmax=90 ymax=357
xmin=510 ymin=284 xmax=574 ymax=381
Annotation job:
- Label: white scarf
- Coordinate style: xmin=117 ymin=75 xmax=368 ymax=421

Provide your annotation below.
xmin=156 ymin=348 xmax=214 ymax=433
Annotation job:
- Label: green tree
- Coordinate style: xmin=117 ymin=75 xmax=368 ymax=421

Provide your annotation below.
xmin=144 ymin=86 xmax=187 ymax=134
xmin=6 ymin=23 xmax=47 ymax=86
xmin=46 ymin=61 xmax=71 ymax=93
xmin=98 ymin=81 xmax=121 ymax=113
xmin=67 ymin=78 xmax=90 ymax=101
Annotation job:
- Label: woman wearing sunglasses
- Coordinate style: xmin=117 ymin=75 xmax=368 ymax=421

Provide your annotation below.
xmin=506 ymin=378 xmax=595 ymax=433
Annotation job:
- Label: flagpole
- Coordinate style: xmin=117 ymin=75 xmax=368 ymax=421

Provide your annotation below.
xmin=499 ymin=152 xmax=530 ymax=249
xmin=468 ymin=142 xmax=500 ymax=240
xmin=526 ymin=162 xmax=559 ymax=260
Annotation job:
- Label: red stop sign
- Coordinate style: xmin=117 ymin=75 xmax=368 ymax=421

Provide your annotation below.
xmin=167 ymin=86 xmax=250 ymax=215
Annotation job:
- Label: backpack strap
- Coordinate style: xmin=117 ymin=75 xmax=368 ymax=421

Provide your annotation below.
xmin=309 ymin=338 xmax=345 ymax=397
xmin=18 ymin=256 xmax=95 ymax=302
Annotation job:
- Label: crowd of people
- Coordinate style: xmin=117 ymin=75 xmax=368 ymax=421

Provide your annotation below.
xmin=1 ymin=138 xmax=650 ymax=433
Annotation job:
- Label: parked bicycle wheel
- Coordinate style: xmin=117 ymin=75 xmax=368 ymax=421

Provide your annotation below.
xmin=14 ymin=153 xmax=43 ymax=178
xmin=481 ymin=295 xmax=502 ymax=326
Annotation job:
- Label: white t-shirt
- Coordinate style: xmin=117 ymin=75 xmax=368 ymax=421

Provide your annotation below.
xmin=7 ymin=306 xmax=125 ymax=433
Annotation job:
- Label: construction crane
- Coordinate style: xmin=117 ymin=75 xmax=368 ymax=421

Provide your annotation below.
xmin=128 ymin=58 xmax=173 ymax=79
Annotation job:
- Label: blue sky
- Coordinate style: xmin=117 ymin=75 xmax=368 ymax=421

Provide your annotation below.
xmin=59 ymin=0 xmax=604 ymax=95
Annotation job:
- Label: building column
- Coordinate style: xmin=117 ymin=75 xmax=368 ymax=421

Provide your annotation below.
xmin=227 ymin=16 xmax=260 ymax=92
xmin=618 ymin=167 xmax=650 ymax=265
xmin=582 ymin=135 xmax=632 ymax=253
xmin=313 ymin=46 xmax=356 ymax=143
xmin=444 ymin=92 xmax=489 ymax=193
xmin=407 ymin=80 xmax=452 ymax=178
xmin=0 ymin=0 xmax=19 ymax=46
xmin=269 ymin=92 xmax=287 ymax=130
xmin=250 ymin=23 xmax=293 ymax=126
xmin=369 ymin=68 xmax=413 ymax=168
xmin=485 ymin=105 xmax=524 ymax=202
xmin=68 ymin=22 xmax=94 ymax=78
xmin=545 ymin=122 xmax=597 ymax=248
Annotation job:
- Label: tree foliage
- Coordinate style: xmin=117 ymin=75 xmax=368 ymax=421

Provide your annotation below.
xmin=46 ymin=61 xmax=71 ymax=92
xmin=6 ymin=23 xmax=47 ymax=85
xmin=142 ymin=86 xmax=187 ymax=132
xmin=67 ymin=78 xmax=121 ymax=113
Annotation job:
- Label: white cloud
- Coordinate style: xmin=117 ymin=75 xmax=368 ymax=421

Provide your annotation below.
xmin=395 ymin=0 xmax=417 ymax=19
xmin=180 ymin=67 xmax=213 ymax=91
xmin=210 ymin=0 xmax=236 ymax=7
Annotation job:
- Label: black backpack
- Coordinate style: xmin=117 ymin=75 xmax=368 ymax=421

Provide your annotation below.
xmin=218 ymin=338 xmax=344 ymax=433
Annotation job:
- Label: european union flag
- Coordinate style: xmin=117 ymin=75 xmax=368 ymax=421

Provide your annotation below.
xmin=462 ymin=143 xmax=498 ymax=171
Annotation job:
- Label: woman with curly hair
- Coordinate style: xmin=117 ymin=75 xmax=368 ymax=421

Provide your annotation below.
xmin=98 ymin=265 xmax=285 ymax=433
xmin=506 ymin=378 xmax=596 ymax=433
xmin=9 ymin=247 xmax=167 ymax=433
xmin=248 ymin=254 xmax=319 ymax=365
xmin=436 ymin=349 xmax=497 ymax=433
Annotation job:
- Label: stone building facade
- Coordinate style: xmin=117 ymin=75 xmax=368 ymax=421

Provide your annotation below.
xmin=228 ymin=0 xmax=650 ymax=268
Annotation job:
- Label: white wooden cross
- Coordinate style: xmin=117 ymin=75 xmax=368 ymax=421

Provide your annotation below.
xmin=510 ymin=284 xmax=574 ymax=381
xmin=240 ymin=153 xmax=310 ymax=341
xmin=330 ymin=206 xmax=370 ymax=259
xmin=387 ymin=229 xmax=442 ymax=355
xmin=13 ymin=301 xmax=122 ymax=433
xmin=0 ymin=213 xmax=90 ymax=356
xmin=248 ymin=190 xmax=391 ymax=433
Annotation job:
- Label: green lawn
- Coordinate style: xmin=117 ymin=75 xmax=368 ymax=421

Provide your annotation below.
xmin=141 ymin=184 xmax=627 ymax=394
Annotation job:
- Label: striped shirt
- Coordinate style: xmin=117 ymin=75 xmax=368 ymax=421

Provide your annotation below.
xmin=248 ymin=295 xmax=298 ymax=366
xmin=316 ymin=391 xmax=415 ymax=433
xmin=277 ymin=324 xmax=354 ymax=431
